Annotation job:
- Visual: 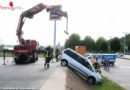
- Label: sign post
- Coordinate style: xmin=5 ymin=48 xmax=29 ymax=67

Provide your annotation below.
xmin=49 ymin=5 xmax=61 ymax=61
xmin=3 ymin=50 xmax=6 ymax=65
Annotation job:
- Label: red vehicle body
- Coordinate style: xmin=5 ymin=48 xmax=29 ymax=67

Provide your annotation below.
xmin=13 ymin=3 xmax=68 ymax=63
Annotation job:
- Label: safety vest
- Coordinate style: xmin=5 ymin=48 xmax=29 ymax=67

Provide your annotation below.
xmin=92 ymin=58 xmax=97 ymax=64
xmin=45 ymin=48 xmax=52 ymax=58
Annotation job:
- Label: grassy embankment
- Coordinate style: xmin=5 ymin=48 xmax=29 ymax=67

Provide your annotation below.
xmin=92 ymin=76 xmax=125 ymax=90
xmin=66 ymin=68 xmax=125 ymax=90
xmin=0 ymin=53 xmax=13 ymax=57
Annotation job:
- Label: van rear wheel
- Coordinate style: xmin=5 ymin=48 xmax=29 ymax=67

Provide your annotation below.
xmin=61 ymin=59 xmax=68 ymax=67
xmin=87 ymin=77 xmax=95 ymax=85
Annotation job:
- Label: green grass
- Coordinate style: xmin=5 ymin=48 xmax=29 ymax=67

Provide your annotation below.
xmin=117 ymin=57 xmax=130 ymax=60
xmin=92 ymin=76 xmax=125 ymax=90
xmin=0 ymin=53 xmax=45 ymax=57
xmin=38 ymin=54 xmax=44 ymax=57
xmin=0 ymin=53 xmax=13 ymax=57
xmin=122 ymin=58 xmax=130 ymax=60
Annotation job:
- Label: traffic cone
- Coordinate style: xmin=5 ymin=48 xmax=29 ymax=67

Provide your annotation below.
xmin=6 ymin=60 xmax=8 ymax=64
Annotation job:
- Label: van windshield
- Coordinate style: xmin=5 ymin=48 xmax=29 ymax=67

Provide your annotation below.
xmin=83 ymin=60 xmax=94 ymax=72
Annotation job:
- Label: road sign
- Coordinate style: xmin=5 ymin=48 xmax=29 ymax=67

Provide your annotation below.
xmin=49 ymin=5 xmax=61 ymax=20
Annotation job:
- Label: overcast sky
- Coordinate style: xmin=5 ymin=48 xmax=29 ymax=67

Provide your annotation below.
xmin=0 ymin=0 xmax=130 ymax=46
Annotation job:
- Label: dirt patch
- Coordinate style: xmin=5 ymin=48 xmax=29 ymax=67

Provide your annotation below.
xmin=66 ymin=68 xmax=92 ymax=90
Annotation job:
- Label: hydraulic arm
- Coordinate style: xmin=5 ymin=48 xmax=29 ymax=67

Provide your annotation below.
xmin=16 ymin=3 xmax=68 ymax=45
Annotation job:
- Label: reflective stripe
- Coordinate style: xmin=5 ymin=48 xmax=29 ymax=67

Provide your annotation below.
xmin=46 ymin=51 xmax=48 ymax=57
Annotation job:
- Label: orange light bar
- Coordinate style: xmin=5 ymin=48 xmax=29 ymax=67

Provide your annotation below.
xmin=14 ymin=50 xmax=28 ymax=53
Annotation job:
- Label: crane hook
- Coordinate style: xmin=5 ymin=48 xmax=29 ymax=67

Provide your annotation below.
xmin=64 ymin=17 xmax=69 ymax=35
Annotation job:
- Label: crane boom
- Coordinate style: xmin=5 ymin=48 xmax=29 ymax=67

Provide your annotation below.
xmin=16 ymin=3 xmax=68 ymax=45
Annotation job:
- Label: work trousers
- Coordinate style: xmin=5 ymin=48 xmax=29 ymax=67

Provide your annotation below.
xmin=44 ymin=57 xmax=51 ymax=67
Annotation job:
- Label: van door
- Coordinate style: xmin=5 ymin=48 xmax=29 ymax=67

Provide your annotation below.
xmin=76 ymin=55 xmax=94 ymax=77
xmin=64 ymin=50 xmax=82 ymax=71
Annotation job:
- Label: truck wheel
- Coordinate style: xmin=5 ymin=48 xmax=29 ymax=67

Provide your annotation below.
xmin=31 ymin=57 xmax=36 ymax=63
xmin=61 ymin=59 xmax=68 ymax=67
xmin=35 ymin=54 xmax=38 ymax=61
xmin=87 ymin=77 xmax=95 ymax=85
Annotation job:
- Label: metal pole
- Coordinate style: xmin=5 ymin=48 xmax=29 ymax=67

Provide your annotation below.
xmin=53 ymin=20 xmax=56 ymax=60
xmin=3 ymin=50 xmax=6 ymax=65
xmin=124 ymin=36 xmax=126 ymax=55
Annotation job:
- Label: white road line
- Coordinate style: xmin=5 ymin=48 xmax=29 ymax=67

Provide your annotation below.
xmin=120 ymin=66 xmax=125 ymax=68
xmin=126 ymin=66 xmax=130 ymax=68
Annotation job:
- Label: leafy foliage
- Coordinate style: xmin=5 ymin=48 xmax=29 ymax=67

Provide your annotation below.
xmin=96 ymin=37 xmax=108 ymax=52
xmin=83 ymin=36 xmax=95 ymax=52
xmin=0 ymin=45 xmax=4 ymax=51
xmin=110 ymin=37 xmax=121 ymax=52
xmin=64 ymin=33 xmax=81 ymax=50
xmin=128 ymin=38 xmax=130 ymax=51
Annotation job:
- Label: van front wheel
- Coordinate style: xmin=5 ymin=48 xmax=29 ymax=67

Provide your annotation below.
xmin=87 ymin=77 xmax=95 ymax=85
xmin=61 ymin=59 xmax=68 ymax=67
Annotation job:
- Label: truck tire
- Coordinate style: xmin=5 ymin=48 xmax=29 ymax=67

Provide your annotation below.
xmin=14 ymin=58 xmax=19 ymax=64
xmin=35 ymin=53 xmax=38 ymax=61
xmin=31 ymin=59 xmax=35 ymax=63
xmin=87 ymin=77 xmax=95 ymax=85
xmin=61 ymin=59 xmax=68 ymax=67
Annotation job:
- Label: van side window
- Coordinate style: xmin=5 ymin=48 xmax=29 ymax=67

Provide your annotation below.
xmin=64 ymin=50 xmax=77 ymax=59
xmin=64 ymin=50 xmax=79 ymax=61
xmin=64 ymin=50 xmax=93 ymax=71
xmin=64 ymin=50 xmax=84 ymax=64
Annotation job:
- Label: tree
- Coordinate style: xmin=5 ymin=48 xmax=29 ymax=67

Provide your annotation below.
xmin=120 ymin=42 xmax=124 ymax=52
xmin=96 ymin=37 xmax=108 ymax=52
xmin=80 ymin=40 xmax=85 ymax=46
xmin=100 ymin=41 xmax=108 ymax=52
xmin=64 ymin=39 xmax=69 ymax=49
xmin=0 ymin=45 xmax=4 ymax=51
xmin=128 ymin=38 xmax=130 ymax=51
xmin=110 ymin=37 xmax=121 ymax=52
xmin=64 ymin=33 xmax=81 ymax=50
xmin=83 ymin=36 xmax=95 ymax=52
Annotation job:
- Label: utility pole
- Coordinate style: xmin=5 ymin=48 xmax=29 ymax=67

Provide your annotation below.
xmin=123 ymin=32 xmax=128 ymax=57
xmin=53 ymin=20 xmax=56 ymax=60
xmin=124 ymin=36 xmax=126 ymax=55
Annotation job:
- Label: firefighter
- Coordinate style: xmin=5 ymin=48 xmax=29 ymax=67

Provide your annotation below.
xmin=93 ymin=55 xmax=101 ymax=73
xmin=56 ymin=48 xmax=60 ymax=62
xmin=44 ymin=45 xmax=53 ymax=68
xmin=92 ymin=55 xmax=96 ymax=65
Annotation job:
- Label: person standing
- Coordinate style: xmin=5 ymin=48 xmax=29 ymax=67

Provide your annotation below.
xmin=44 ymin=45 xmax=53 ymax=68
xmin=56 ymin=48 xmax=60 ymax=62
xmin=92 ymin=55 xmax=96 ymax=65
xmin=106 ymin=58 xmax=110 ymax=71
xmin=104 ymin=58 xmax=107 ymax=70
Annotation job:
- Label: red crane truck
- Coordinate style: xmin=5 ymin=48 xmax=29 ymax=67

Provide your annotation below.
xmin=13 ymin=3 xmax=68 ymax=63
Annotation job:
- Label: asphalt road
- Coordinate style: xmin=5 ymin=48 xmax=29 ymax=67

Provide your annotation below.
xmin=0 ymin=57 xmax=61 ymax=90
xmin=101 ymin=58 xmax=130 ymax=90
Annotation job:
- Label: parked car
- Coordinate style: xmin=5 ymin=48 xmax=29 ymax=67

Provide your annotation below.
xmin=115 ymin=52 xmax=123 ymax=57
xmin=59 ymin=48 xmax=102 ymax=84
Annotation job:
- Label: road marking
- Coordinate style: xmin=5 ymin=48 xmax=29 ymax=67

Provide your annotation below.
xmin=126 ymin=66 xmax=130 ymax=68
xmin=119 ymin=66 xmax=130 ymax=72
xmin=120 ymin=66 xmax=125 ymax=68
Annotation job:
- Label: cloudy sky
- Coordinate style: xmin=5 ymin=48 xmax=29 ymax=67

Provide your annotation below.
xmin=0 ymin=0 xmax=130 ymax=46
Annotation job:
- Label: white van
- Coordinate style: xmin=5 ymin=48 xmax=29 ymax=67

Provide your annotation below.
xmin=60 ymin=48 xmax=102 ymax=84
